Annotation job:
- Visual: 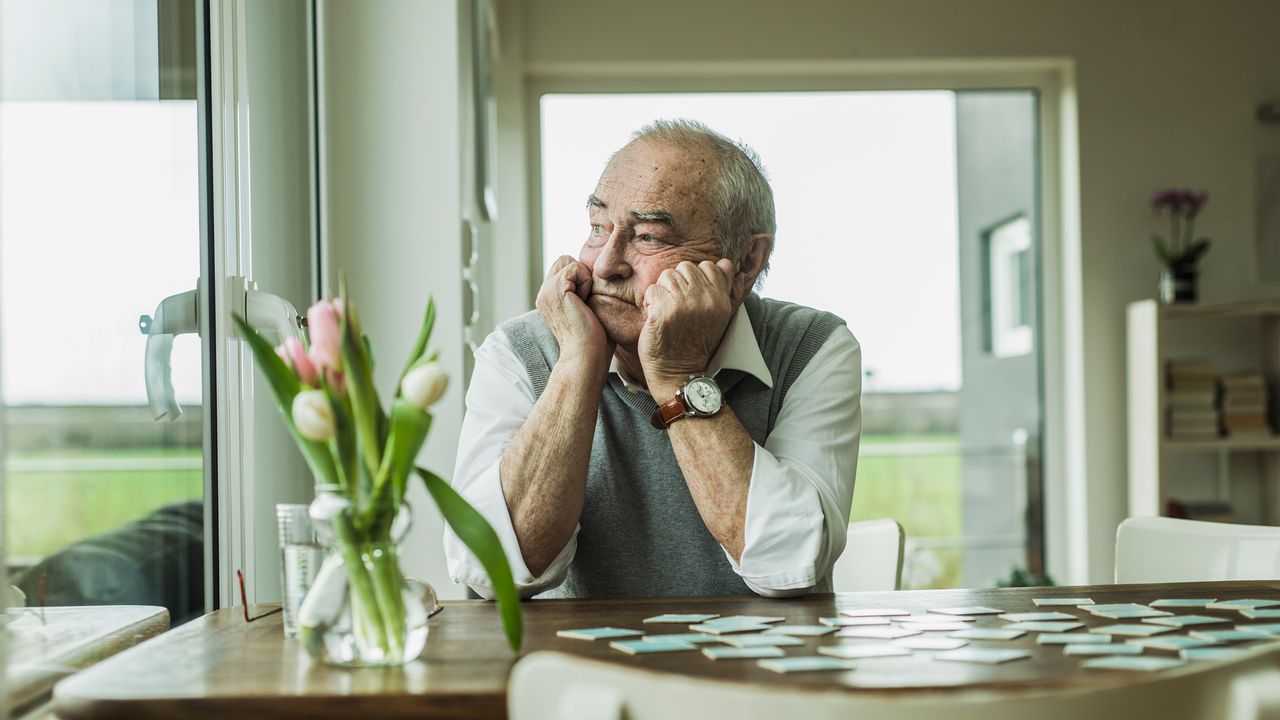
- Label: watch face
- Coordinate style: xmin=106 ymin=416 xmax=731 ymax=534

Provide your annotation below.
xmin=684 ymin=377 xmax=721 ymax=415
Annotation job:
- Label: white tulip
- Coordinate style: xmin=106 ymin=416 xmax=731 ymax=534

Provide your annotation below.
xmin=402 ymin=362 xmax=448 ymax=409
xmin=292 ymin=390 xmax=336 ymax=441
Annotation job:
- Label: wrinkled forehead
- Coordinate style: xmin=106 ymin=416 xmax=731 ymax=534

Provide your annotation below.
xmin=595 ymin=139 xmax=719 ymax=206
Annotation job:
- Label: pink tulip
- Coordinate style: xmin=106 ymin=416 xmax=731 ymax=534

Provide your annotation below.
xmin=326 ymin=368 xmax=347 ymax=396
xmin=283 ymin=337 xmax=319 ymax=385
xmin=307 ymin=300 xmax=343 ymax=372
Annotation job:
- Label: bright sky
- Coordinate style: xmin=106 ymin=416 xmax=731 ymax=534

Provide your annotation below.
xmin=540 ymin=92 xmax=961 ymax=392
xmin=1 ymin=102 xmax=203 ymax=405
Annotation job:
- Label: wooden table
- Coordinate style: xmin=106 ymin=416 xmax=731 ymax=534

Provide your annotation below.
xmin=51 ymin=581 xmax=1280 ymax=720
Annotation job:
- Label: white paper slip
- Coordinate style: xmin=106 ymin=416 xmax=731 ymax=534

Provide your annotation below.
xmin=1065 ymin=644 xmax=1144 ymax=656
xmin=1150 ymin=598 xmax=1217 ymax=608
xmin=950 ymin=628 xmax=1026 ymax=641
xmin=642 ymin=633 xmax=725 ymax=645
xmin=1143 ymin=614 xmax=1230 ymax=627
xmin=1189 ymin=629 xmax=1276 ymax=642
xmin=1036 ymin=632 xmax=1110 ymax=645
xmin=1089 ymin=608 xmax=1172 ymax=620
xmin=1033 ymin=597 xmax=1095 ymax=607
xmin=820 ymin=616 xmax=892 ymax=627
xmin=895 ymin=637 xmax=968 ymax=650
xmin=1181 ymin=647 xmax=1250 ymax=661
xmin=1236 ymin=623 xmax=1280 ymax=635
xmin=758 ymin=656 xmax=858 ymax=673
xmin=1082 ymin=656 xmax=1185 ymax=672
xmin=1004 ymin=621 xmax=1084 ymax=633
xmin=999 ymin=612 xmax=1077 ymax=622
xmin=1089 ymin=624 xmax=1175 ymax=637
xmin=838 ymin=626 xmax=921 ymax=640
xmin=557 ymin=627 xmax=645 ymax=641
xmin=818 ymin=643 xmax=912 ymax=659
xmin=1127 ymin=636 xmax=1219 ymax=651
xmin=839 ymin=608 xmax=911 ymax=618
xmin=1240 ymin=608 xmax=1280 ymax=619
xmin=644 ymin=613 xmax=720 ymax=624
xmin=901 ymin=617 xmax=967 ymax=627
xmin=936 ymin=648 xmax=1031 ymax=664
xmin=702 ymin=646 xmax=786 ymax=660
xmin=1087 ymin=603 xmax=1152 ymax=614
xmin=610 ymin=639 xmax=698 ymax=654
xmin=722 ymin=634 xmax=806 ymax=648
xmin=931 ymin=606 xmax=1004 ymax=616
xmin=901 ymin=614 xmax=976 ymax=624
xmin=704 ymin=615 xmax=787 ymax=625
xmin=764 ymin=625 xmax=837 ymax=636
xmin=690 ymin=622 xmax=772 ymax=635
xmin=1206 ymin=599 xmax=1280 ymax=611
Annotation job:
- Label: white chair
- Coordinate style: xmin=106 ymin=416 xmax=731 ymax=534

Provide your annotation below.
xmin=1115 ymin=516 xmax=1280 ymax=583
xmin=832 ymin=518 xmax=904 ymax=591
xmin=508 ymin=646 xmax=1280 ymax=720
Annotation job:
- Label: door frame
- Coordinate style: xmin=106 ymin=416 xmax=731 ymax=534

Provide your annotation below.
xmin=520 ymin=58 xmax=1085 ymax=585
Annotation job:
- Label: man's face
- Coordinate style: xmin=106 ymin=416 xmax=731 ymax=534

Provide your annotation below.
xmin=580 ymin=140 xmax=725 ymax=347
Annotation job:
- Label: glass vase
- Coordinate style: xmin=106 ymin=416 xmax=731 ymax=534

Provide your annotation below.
xmin=297 ymin=485 xmax=440 ymax=667
xmin=1159 ymin=264 xmax=1199 ymax=304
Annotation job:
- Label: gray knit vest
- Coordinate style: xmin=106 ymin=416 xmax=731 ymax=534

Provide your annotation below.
xmin=500 ymin=293 xmax=845 ymax=598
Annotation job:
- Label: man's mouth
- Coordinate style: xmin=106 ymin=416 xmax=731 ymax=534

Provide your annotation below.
xmin=590 ymin=293 xmax=631 ymax=304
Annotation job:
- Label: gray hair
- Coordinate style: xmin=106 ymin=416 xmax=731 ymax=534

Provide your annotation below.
xmin=628 ymin=119 xmax=775 ymax=272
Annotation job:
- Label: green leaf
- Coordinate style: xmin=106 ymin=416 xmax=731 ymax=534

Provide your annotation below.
xmin=1151 ymin=234 xmax=1171 ymax=264
xmin=417 ymin=467 xmax=523 ymax=652
xmin=397 ymin=297 xmax=436 ymax=392
xmin=372 ymin=400 xmax=432 ymax=512
xmin=232 ymin=314 xmax=338 ymax=486
xmin=1184 ymin=238 xmax=1211 ymax=265
xmin=340 ymin=298 xmax=386 ymax=483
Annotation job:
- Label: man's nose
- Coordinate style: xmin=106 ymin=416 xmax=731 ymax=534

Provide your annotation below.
xmin=592 ymin=230 xmax=632 ymax=280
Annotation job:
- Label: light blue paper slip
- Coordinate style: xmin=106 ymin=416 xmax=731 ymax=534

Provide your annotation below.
xmin=895 ymin=637 xmax=968 ymax=650
xmin=644 ymin=614 xmax=719 ymax=624
xmin=937 ymin=648 xmax=1031 ymax=664
xmin=1033 ymin=598 xmax=1095 ymax=607
xmin=837 ymin=626 xmax=921 ymax=640
xmin=722 ymin=634 xmax=805 ymax=648
xmin=819 ymin=616 xmax=891 ymax=627
xmin=1004 ymin=621 xmax=1084 ymax=633
xmin=1150 ymin=598 xmax=1216 ymax=608
xmin=758 ymin=657 xmax=858 ymax=673
xmin=1082 ymin=656 xmax=1184 ymax=672
xmin=557 ymin=627 xmax=644 ymax=641
xmin=1064 ymin=644 xmax=1144 ymax=656
xmin=1205 ymin=599 xmax=1280 ymax=611
xmin=931 ymin=606 xmax=1004 ymax=616
xmin=610 ymin=638 xmax=698 ymax=654
xmin=999 ymin=612 xmax=1077 ymax=623
xmin=1089 ymin=608 xmax=1172 ymax=620
xmin=702 ymin=646 xmax=786 ymax=660
xmin=690 ymin=622 xmax=771 ymax=635
xmin=1189 ymin=629 xmax=1276 ymax=642
xmin=949 ymin=628 xmax=1026 ymax=641
xmin=1127 ymin=636 xmax=1218 ymax=651
xmin=1143 ymin=614 xmax=1229 ymax=627
xmin=818 ymin=643 xmax=911 ymax=659
xmin=839 ymin=608 xmax=910 ymax=618
xmin=641 ymin=633 xmax=724 ymax=645
xmin=1088 ymin=624 xmax=1174 ymax=637
xmin=1036 ymin=632 xmax=1109 ymax=645
xmin=765 ymin=625 xmax=836 ymax=636
xmin=1181 ymin=647 xmax=1250 ymax=661
xmin=899 ymin=621 xmax=970 ymax=632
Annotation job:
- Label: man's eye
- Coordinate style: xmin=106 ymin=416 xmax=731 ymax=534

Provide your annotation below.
xmin=590 ymin=224 xmax=605 ymax=235
xmin=637 ymin=234 xmax=657 ymax=244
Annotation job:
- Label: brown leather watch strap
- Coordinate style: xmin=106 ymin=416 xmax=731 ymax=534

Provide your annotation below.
xmin=649 ymin=395 xmax=688 ymax=430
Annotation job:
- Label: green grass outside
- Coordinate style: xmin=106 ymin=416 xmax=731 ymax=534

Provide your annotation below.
xmin=6 ymin=435 xmax=966 ymax=587
xmin=6 ymin=449 xmax=202 ymax=559
xmin=852 ymin=434 xmax=963 ymax=588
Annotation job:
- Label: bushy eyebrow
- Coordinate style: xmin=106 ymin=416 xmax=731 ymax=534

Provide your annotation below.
xmin=587 ymin=194 xmax=676 ymax=230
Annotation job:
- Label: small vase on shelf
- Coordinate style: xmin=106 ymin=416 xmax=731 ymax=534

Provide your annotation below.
xmin=1158 ymin=263 xmax=1199 ymax=304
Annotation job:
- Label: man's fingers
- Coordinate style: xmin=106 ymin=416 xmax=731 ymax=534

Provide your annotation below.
xmin=565 ymin=261 xmax=593 ymax=301
xmin=547 ymin=255 xmax=575 ymax=279
xmin=698 ymin=259 xmax=732 ymax=293
xmin=716 ymin=258 xmax=734 ymax=283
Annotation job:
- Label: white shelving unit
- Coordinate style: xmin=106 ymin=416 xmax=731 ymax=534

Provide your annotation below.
xmin=1127 ymin=299 xmax=1280 ymax=522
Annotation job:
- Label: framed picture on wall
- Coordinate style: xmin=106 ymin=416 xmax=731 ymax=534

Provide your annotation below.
xmin=984 ymin=214 xmax=1034 ymax=359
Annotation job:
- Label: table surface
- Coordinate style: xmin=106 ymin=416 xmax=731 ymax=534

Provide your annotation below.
xmin=7 ymin=605 xmax=169 ymax=715
xmin=51 ymin=581 xmax=1280 ymax=720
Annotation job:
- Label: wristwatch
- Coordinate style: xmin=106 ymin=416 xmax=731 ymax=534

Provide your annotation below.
xmin=650 ymin=376 xmax=723 ymax=429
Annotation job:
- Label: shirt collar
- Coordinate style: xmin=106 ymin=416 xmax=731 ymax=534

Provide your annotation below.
xmin=610 ymin=303 xmax=774 ymax=391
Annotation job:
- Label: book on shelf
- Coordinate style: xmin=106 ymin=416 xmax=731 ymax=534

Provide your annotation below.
xmin=1219 ymin=368 xmax=1271 ymax=437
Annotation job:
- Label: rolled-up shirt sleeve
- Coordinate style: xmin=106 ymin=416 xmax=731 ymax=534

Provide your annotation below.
xmin=444 ymin=333 xmax=576 ymax=599
xmin=723 ymin=326 xmax=862 ymax=597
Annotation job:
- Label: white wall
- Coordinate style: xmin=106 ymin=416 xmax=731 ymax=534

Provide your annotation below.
xmin=319 ymin=0 xmax=469 ymax=598
xmin=500 ymin=0 xmax=1280 ymax=584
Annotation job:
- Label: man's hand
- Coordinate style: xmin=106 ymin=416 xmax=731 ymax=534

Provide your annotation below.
xmin=639 ymin=259 xmax=735 ymax=403
xmin=537 ymin=256 xmax=611 ymax=366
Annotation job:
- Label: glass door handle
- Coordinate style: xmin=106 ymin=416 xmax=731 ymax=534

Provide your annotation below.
xmin=140 ymin=277 xmax=304 ymax=422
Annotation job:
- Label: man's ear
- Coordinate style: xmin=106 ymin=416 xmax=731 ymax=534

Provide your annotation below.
xmin=731 ymin=234 xmax=774 ymax=304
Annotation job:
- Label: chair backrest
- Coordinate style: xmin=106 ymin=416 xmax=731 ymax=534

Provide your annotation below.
xmin=1115 ymin=516 xmax=1280 ymax=583
xmin=832 ymin=518 xmax=904 ymax=592
xmin=508 ymin=647 xmax=1280 ymax=720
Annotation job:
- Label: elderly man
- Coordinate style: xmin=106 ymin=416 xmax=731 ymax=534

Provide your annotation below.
xmin=445 ymin=120 xmax=861 ymax=599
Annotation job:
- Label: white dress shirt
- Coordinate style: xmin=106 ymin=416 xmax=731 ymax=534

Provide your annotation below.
xmin=444 ymin=303 xmax=862 ymax=598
